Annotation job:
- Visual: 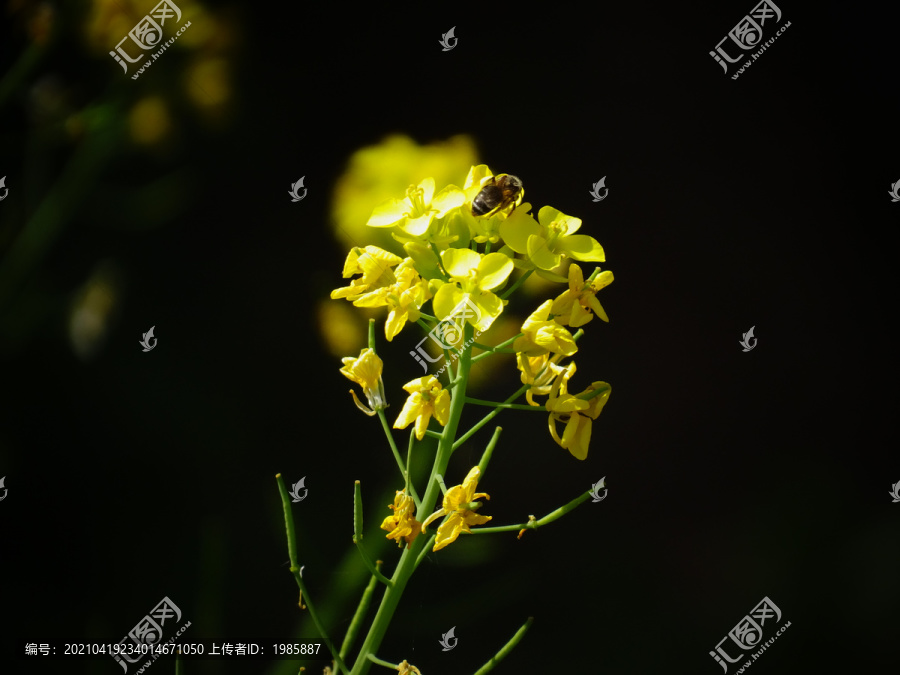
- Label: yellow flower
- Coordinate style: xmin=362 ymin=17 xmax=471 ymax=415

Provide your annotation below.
xmin=545 ymin=364 xmax=611 ymax=460
xmin=397 ymin=660 xmax=422 ymax=675
xmin=517 ymin=352 xmax=567 ymax=406
xmin=329 ymin=134 xmax=478 ymax=252
xmin=380 ymin=490 xmax=422 ymax=549
xmin=431 ymin=248 xmax=514 ymax=332
xmin=367 ymin=177 xmax=465 ymax=237
xmin=331 ymin=246 xmax=403 ymax=301
xmin=340 ymin=348 xmax=387 ymax=416
xmin=551 ymin=263 xmax=614 ymax=326
xmin=500 ymin=205 xmax=604 ymax=272
xmin=512 ymin=299 xmax=578 ymax=357
xmin=422 ymin=466 xmax=492 ymax=551
xmin=393 ymin=376 xmax=451 ymax=440
xmin=352 ymin=259 xmax=432 ymax=341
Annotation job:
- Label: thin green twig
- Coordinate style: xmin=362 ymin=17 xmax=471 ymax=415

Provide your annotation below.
xmin=339 ymin=560 xmax=383 ymax=662
xmin=276 ymin=474 xmax=351 ymax=675
xmin=500 ymin=269 xmax=533 ymax=300
xmin=471 ymin=488 xmax=595 ymax=534
xmin=464 ymin=397 xmax=543 ymax=411
xmin=453 ymin=384 xmax=530 ymax=451
xmin=472 ymin=617 xmax=534 ymax=675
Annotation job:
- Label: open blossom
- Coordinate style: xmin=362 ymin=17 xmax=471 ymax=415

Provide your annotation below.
xmin=339 ymin=348 xmax=387 ymax=416
xmin=331 ymin=246 xmax=403 ymax=302
xmin=431 ymin=248 xmax=513 ymax=333
xmin=500 ymin=205 xmax=605 ymax=271
xmin=422 ymin=466 xmax=491 ymax=551
xmin=393 ymin=376 xmax=450 ymax=440
xmin=352 ymin=259 xmax=431 ymax=341
xmin=513 ymin=299 xmax=578 ymax=357
xmin=367 ymin=177 xmax=465 ymax=237
xmin=551 ymin=263 xmax=614 ymax=327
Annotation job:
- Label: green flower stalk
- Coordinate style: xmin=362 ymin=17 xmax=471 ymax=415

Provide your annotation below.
xmin=279 ymin=164 xmax=616 ymax=674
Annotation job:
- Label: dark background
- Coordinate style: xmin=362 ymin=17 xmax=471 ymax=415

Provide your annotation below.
xmin=1 ymin=1 xmax=897 ymax=674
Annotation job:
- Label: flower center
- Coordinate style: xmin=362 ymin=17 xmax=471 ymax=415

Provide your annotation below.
xmin=405 ymin=185 xmax=431 ymax=218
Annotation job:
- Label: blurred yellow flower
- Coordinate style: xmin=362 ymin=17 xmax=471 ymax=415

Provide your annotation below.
xmin=129 ymin=96 xmax=172 ymax=146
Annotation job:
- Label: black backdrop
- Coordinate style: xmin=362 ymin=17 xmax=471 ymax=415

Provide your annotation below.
xmin=1 ymin=2 xmax=898 ymax=674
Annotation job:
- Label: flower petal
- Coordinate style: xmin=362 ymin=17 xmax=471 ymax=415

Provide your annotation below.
xmin=476 ymin=252 xmax=514 ymax=291
xmin=559 ymin=234 xmax=605 ymax=262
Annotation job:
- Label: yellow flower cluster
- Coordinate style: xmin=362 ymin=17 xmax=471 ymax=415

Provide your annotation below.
xmin=334 ymin=165 xmax=614 ymax=458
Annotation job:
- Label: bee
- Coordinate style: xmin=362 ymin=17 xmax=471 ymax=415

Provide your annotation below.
xmin=471 ymin=174 xmax=524 ymax=217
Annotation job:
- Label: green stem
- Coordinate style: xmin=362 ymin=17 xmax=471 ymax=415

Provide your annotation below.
xmin=348 ymin=324 xmax=475 ymax=675
xmin=276 ymin=474 xmax=351 ymax=675
xmin=471 ymin=617 xmax=534 ymax=675
xmin=464 ymin=397 xmax=543 ymax=411
xmin=500 ymin=269 xmax=533 ymax=300
xmin=376 ymin=411 xmax=417 ymax=503
xmin=366 ymin=653 xmax=401 ymax=669
xmin=478 ymin=427 xmax=502 ymax=480
xmin=470 ymin=334 xmax=523 ymax=364
xmin=471 ymin=488 xmax=594 ymax=534
xmin=339 ymin=560 xmax=383 ymax=662
xmin=472 ymin=343 xmax=516 ymax=354
xmin=405 ymin=431 xmax=419 ymax=510
xmin=413 ymin=533 xmax=437 ymax=570
xmin=453 ymin=384 xmax=530 ymax=451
